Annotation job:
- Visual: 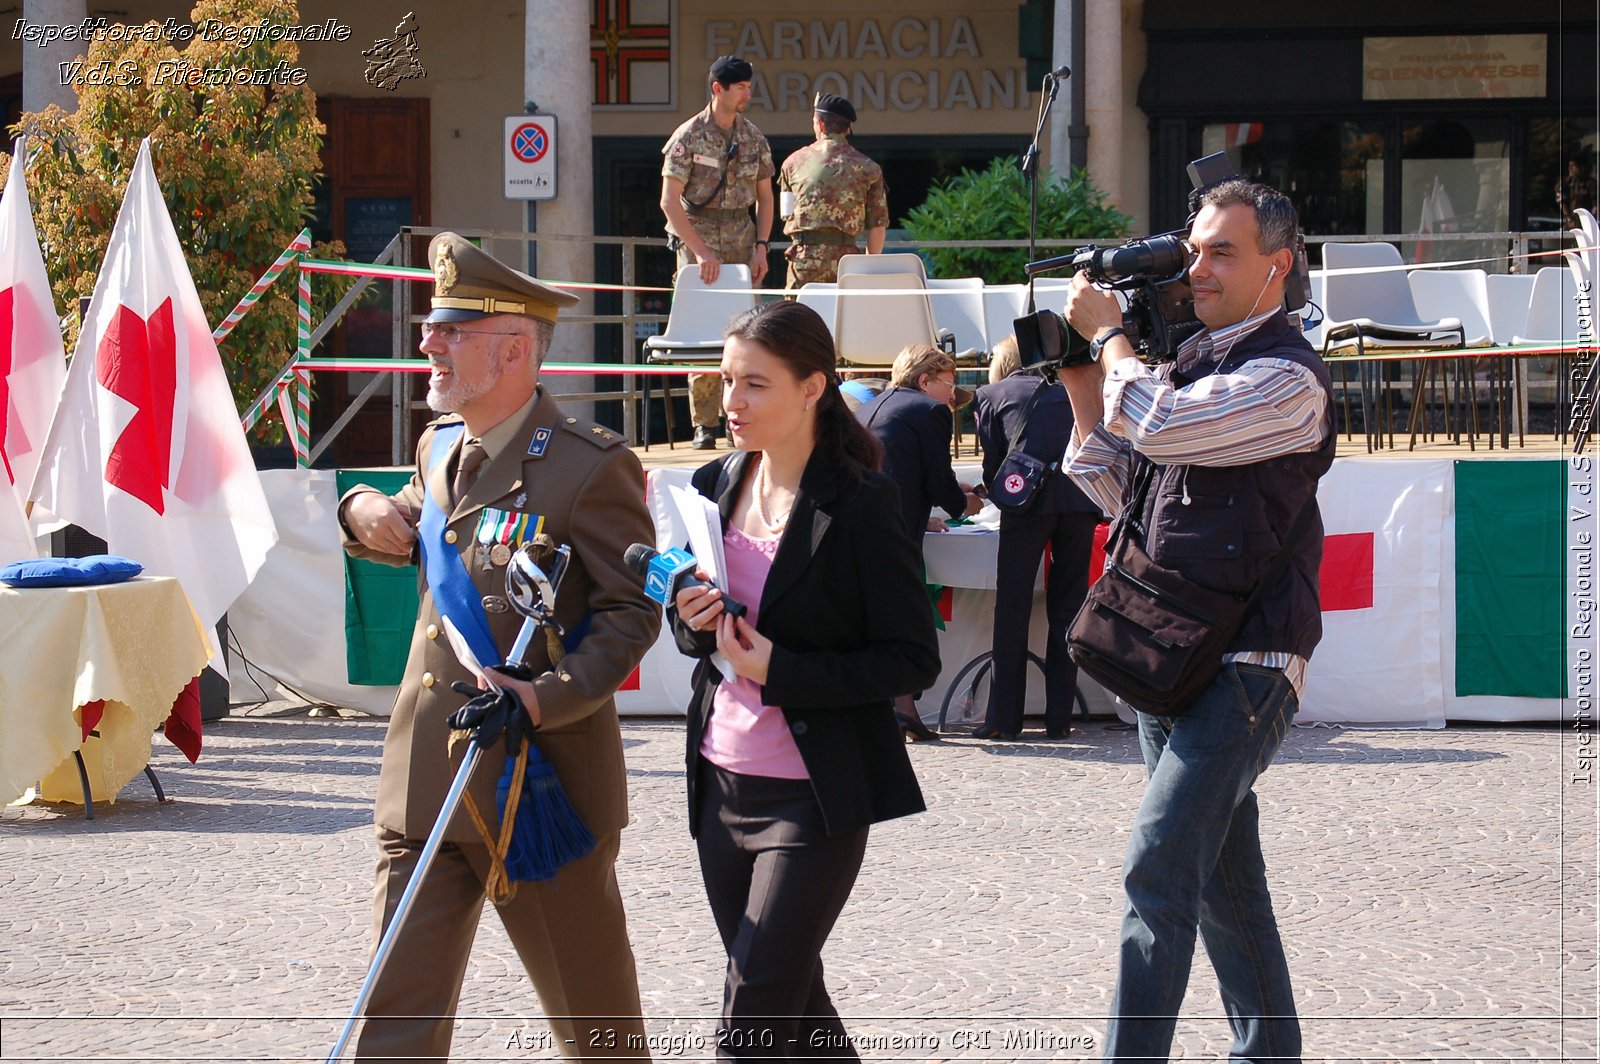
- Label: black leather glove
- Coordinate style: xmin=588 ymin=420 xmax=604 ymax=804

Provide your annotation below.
xmin=446 ymin=681 xmax=530 ymax=749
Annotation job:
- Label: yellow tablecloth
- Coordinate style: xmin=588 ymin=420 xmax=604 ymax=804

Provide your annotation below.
xmin=0 ymin=576 xmax=212 ymax=805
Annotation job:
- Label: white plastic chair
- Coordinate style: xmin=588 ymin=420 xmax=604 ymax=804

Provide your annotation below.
xmin=1029 ymin=276 xmax=1074 ymax=317
xmin=835 ymin=252 xmax=928 ymax=282
xmin=1514 ymin=265 xmax=1583 ymax=345
xmin=641 ymin=265 xmax=754 ymax=450
xmin=1407 ymin=269 xmax=1492 ymax=347
xmin=983 ymin=283 xmax=1030 ymax=352
xmin=1319 ymin=242 xmax=1464 ymax=355
xmin=642 ymin=264 xmax=755 ymax=363
xmin=833 ymin=272 xmax=941 ymax=368
xmin=1485 ymin=273 xmax=1536 ymax=345
xmin=795 ymin=282 xmax=839 ymax=338
xmin=926 ymin=277 xmax=987 ymax=361
xmin=1298 ymin=269 xmax=1327 ymax=351
xmin=1321 ymin=242 xmax=1466 ymax=451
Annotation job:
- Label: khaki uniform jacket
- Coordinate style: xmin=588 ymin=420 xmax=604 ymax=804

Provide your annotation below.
xmin=340 ymin=388 xmax=660 ymax=844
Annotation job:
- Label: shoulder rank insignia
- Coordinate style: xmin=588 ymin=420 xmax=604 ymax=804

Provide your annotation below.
xmin=527 ymin=426 xmax=553 ymax=458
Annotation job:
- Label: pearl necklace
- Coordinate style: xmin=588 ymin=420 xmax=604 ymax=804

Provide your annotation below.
xmin=755 ymin=455 xmax=791 ymax=531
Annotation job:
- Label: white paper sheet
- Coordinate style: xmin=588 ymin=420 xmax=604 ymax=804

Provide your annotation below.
xmin=666 ymin=483 xmax=736 ymax=679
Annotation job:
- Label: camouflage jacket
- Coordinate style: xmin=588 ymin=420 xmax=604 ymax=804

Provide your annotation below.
xmin=661 ymin=106 xmax=774 ymax=227
xmin=779 ymin=134 xmax=889 ymax=237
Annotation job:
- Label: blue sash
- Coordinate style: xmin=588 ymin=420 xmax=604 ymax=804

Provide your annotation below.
xmin=418 ymin=424 xmax=501 ymax=670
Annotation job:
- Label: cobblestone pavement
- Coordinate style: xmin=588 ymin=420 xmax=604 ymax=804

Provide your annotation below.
xmin=1 ymin=713 xmax=1595 ymax=1063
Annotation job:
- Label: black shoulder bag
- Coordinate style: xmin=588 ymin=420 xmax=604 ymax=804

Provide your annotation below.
xmin=987 ymin=377 xmax=1057 ymax=514
xmin=1066 ymin=460 xmax=1315 ymax=716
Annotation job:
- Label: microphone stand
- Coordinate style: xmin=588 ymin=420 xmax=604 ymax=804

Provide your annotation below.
xmin=1020 ymin=71 xmax=1064 ymax=312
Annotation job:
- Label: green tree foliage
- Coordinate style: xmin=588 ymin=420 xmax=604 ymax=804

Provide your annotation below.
xmin=901 ymin=158 xmax=1134 ymax=283
xmin=0 ymin=0 xmax=346 ymax=440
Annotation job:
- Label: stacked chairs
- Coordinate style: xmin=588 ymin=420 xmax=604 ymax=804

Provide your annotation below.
xmin=1320 ymin=242 xmax=1466 ymax=451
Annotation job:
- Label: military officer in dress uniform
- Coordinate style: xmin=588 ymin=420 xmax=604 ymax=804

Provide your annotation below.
xmin=339 ymin=232 xmax=661 ymax=1062
xmin=660 ymin=54 xmax=774 ymax=449
xmin=778 ymin=92 xmax=888 ymax=290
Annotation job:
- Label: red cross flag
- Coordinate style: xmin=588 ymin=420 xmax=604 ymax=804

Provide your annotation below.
xmin=1300 ymin=458 xmax=1449 ymax=727
xmin=29 ymin=138 xmax=277 ymax=649
xmin=0 ymin=140 xmax=67 ymax=562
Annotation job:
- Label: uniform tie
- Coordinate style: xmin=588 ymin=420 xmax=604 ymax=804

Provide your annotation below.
xmin=452 ymin=437 xmax=489 ymax=505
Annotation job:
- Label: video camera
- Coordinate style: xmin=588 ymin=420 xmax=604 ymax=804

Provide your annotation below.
xmin=1013 ymin=152 xmax=1312 ymax=370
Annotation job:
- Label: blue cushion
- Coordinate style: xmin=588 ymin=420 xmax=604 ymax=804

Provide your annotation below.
xmin=0 ymin=555 xmax=144 ymax=588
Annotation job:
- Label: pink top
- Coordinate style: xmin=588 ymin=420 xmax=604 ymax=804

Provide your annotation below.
xmin=699 ymin=523 xmax=810 ymax=780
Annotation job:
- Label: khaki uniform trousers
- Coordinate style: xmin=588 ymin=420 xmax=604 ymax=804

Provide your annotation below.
xmin=784 ymin=243 xmax=855 ymax=291
xmin=675 ymin=242 xmax=754 ymax=428
xmin=355 ymin=827 xmax=648 ymax=1062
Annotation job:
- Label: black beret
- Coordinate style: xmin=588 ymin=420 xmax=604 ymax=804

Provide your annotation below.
xmin=710 ymin=55 xmax=753 ymax=86
xmin=813 ymin=92 xmax=857 ymax=124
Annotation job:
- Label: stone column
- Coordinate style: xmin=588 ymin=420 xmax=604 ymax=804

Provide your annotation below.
xmin=1085 ymin=0 xmax=1124 ymax=210
xmin=1048 ymin=0 xmax=1087 ymax=179
xmin=525 ymin=1 xmax=595 ymax=410
xmin=23 ymin=0 xmax=88 ymax=114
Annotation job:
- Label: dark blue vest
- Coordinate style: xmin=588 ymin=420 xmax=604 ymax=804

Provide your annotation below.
xmin=1133 ymin=312 xmax=1335 ymax=660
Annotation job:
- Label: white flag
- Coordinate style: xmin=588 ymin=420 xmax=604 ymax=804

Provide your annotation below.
xmin=30 ymin=138 xmax=278 ymax=637
xmin=0 ymin=139 xmax=67 ymax=561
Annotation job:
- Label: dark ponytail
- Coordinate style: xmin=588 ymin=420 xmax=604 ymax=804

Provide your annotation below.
xmin=724 ymin=301 xmax=882 ymax=474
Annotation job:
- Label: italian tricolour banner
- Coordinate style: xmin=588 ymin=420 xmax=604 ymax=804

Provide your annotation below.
xmin=1305 ymin=457 xmax=1568 ymax=726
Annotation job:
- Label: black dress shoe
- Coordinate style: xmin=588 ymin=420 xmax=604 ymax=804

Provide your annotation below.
xmin=1045 ymin=728 xmax=1072 ymax=740
xmin=898 ymin=714 xmax=939 ymax=741
xmin=970 ymin=724 xmax=1018 ymax=740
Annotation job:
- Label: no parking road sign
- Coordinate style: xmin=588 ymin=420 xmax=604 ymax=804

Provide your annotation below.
xmin=505 ymin=115 xmax=556 ymax=200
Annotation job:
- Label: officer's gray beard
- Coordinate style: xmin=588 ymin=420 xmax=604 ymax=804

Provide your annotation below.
xmin=426 ymin=355 xmax=505 ymax=413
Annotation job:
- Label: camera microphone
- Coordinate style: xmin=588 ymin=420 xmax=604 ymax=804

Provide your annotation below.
xmin=624 ymin=543 xmax=748 ymax=619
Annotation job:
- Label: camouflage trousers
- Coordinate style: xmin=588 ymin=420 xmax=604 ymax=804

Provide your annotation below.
xmin=675 ymin=242 xmax=752 ymax=427
xmin=784 ymin=244 xmax=856 ymax=291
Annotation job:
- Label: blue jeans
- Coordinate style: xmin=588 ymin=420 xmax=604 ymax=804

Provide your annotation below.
xmin=1104 ymin=663 xmax=1302 ymax=1064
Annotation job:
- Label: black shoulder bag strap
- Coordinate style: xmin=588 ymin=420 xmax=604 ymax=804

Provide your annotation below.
xmin=1004 ymin=376 xmax=1056 ymax=458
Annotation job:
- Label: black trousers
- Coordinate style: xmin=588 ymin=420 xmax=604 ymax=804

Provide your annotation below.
xmin=695 ymin=762 xmax=870 ymax=1061
xmin=983 ymin=510 xmax=1099 ymax=735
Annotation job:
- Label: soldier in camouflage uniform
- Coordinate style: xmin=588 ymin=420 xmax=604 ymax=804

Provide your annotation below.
xmin=660 ymin=55 xmax=774 ymax=448
xmin=778 ymin=93 xmax=889 ymax=291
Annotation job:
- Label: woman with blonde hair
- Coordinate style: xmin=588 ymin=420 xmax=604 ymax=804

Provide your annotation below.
xmin=855 ymin=343 xmax=982 ymax=738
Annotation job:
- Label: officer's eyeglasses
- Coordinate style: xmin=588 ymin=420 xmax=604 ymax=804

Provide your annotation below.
xmin=421 ymin=322 xmax=523 ymax=345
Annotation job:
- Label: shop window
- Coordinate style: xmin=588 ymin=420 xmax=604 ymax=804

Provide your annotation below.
xmin=1380 ymin=117 xmax=1510 ymax=265
xmin=1526 ymin=116 xmax=1599 ymax=232
xmin=1200 ymin=120 xmax=1384 ymax=241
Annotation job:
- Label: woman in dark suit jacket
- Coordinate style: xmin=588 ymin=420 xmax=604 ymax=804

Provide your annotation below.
xmin=671 ymin=300 xmax=941 ymax=1061
xmin=854 ymin=344 xmax=982 ymax=738
xmin=970 ymin=337 xmax=1103 ymax=739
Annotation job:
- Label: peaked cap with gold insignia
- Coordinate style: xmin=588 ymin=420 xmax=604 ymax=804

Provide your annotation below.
xmin=425 ymin=231 xmax=580 ymax=324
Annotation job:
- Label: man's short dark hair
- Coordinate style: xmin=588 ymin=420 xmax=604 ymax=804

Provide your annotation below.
xmin=818 ymin=113 xmax=851 ymax=135
xmin=1199 ymin=179 xmax=1299 ymax=256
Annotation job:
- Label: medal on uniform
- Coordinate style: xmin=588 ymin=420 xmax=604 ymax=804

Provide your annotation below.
xmin=476 ymin=507 xmax=536 ymax=568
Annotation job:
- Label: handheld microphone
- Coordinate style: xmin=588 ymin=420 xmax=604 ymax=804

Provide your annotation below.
xmin=624 ymin=543 xmax=748 ymax=619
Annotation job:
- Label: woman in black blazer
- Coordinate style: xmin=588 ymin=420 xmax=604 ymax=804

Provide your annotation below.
xmin=670 ymin=300 xmax=941 ymax=1061
xmin=854 ymin=345 xmax=982 ymax=738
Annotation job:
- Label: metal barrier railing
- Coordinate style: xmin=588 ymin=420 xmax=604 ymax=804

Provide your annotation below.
xmin=251 ymin=226 xmax=1578 ymax=464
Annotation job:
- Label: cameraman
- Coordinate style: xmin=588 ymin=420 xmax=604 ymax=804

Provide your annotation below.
xmin=1057 ymin=180 xmax=1332 ymax=1064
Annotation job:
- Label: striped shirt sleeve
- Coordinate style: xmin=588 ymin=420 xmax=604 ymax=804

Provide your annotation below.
xmin=1100 ymin=356 xmax=1328 ymax=467
xmin=1062 ymin=423 xmax=1133 ymax=517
